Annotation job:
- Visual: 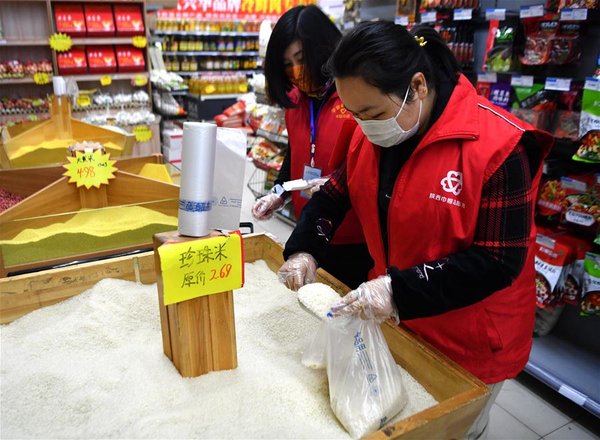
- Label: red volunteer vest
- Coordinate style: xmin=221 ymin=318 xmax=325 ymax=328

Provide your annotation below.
xmin=346 ymin=75 xmax=553 ymax=383
xmin=285 ymin=89 xmax=364 ymax=245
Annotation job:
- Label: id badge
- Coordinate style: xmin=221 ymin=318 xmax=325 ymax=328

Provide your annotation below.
xmin=301 ymin=165 xmax=322 ymax=199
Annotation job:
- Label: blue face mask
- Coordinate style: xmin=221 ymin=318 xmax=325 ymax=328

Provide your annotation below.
xmin=354 ymin=86 xmax=422 ymax=148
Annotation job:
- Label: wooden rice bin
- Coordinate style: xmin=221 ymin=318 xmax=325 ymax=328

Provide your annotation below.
xmin=0 ymin=233 xmax=490 ymax=439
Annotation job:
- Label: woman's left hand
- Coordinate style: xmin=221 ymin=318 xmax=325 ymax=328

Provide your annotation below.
xmin=328 ymin=275 xmax=398 ymax=323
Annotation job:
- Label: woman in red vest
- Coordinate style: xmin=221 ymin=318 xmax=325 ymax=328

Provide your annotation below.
xmin=279 ymin=22 xmax=553 ymax=438
xmin=251 ymin=5 xmax=372 ymax=289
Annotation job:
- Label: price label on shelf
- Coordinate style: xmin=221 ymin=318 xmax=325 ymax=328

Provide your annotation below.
xmin=133 ymin=74 xmax=148 ymax=87
xmin=100 ymin=75 xmax=112 ymax=86
xmin=76 ymin=95 xmax=92 ymax=107
xmin=584 ymin=77 xmax=600 ymax=91
xmin=520 ymin=4 xmax=544 ymax=18
xmin=49 ymin=33 xmax=72 ymax=52
xmin=477 ymin=73 xmax=498 ymax=83
xmin=157 ymin=233 xmax=244 ymax=306
xmin=33 ymin=72 xmax=50 ymax=85
xmin=420 ymin=11 xmax=437 ymax=23
xmin=545 ymin=77 xmax=572 ymax=91
xmin=511 ymin=75 xmax=534 ymax=87
xmin=132 ymin=125 xmax=153 ymax=142
xmin=132 ymin=36 xmax=148 ymax=48
xmin=560 ymin=8 xmax=587 ymax=21
xmin=485 ymin=8 xmax=506 ymax=21
xmin=63 ymin=150 xmax=117 ymax=189
xmin=453 ymin=8 xmax=473 ymax=21
xmin=395 ymin=15 xmax=409 ymax=26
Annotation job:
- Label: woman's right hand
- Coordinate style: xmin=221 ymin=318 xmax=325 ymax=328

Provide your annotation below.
xmin=278 ymin=252 xmax=318 ymax=291
xmin=252 ymin=194 xmax=285 ymax=220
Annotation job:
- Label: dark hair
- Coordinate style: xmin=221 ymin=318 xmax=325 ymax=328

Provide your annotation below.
xmin=264 ymin=5 xmax=341 ymax=108
xmin=327 ymin=22 xmax=460 ymax=101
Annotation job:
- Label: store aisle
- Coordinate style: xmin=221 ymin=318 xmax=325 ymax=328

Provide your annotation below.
xmin=241 ymin=159 xmax=600 ymax=440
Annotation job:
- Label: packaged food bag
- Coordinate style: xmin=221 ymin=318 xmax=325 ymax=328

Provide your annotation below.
xmin=581 ymin=252 xmax=600 ymax=316
xmin=302 ymin=316 xmax=407 ymax=438
xmin=535 ymin=234 xmax=572 ymax=308
xmin=579 ymin=80 xmax=600 ymax=139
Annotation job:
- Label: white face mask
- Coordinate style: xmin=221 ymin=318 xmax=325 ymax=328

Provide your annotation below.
xmin=354 ymin=86 xmax=422 ymax=148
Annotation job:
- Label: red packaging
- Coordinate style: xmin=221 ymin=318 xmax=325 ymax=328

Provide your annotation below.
xmin=54 ymin=3 xmax=86 ymax=37
xmin=535 ymin=234 xmax=573 ymax=308
xmin=115 ymin=46 xmax=145 ymax=72
xmin=86 ymin=46 xmax=117 ymax=74
xmin=84 ymin=4 xmax=115 ymax=37
xmin=57 ymin=48 xmax=88 ymax=74
xmin=555 ymin=234 xmax=593 ymax=305
xmin=113 ymin=4 xmax=145 ymax=37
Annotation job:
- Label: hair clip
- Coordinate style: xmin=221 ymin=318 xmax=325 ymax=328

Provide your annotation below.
xmin=414 ymin=36 xmax=428 ymax=47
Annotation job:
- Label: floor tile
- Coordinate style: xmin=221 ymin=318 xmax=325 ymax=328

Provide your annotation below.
xmin=487 ymin=404 xmax=540 ymax=440
xmin=496 ymin=379 xmax=573 ymax=436
xmin=545 ymin=421 xmax=600 ymax=440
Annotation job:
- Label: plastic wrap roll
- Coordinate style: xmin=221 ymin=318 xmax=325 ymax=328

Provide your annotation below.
xmin=178 ymin=122 xmax=217 ymax=237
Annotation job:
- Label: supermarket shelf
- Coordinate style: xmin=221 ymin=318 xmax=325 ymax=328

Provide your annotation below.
xmin=71 ymin=37 xmax=143 ymax=45
xmin=62 ymin=72 xmax=149 ymax=82
xmin=0 ymin=39 xmax=49 ymax=46
xmin=154 ymin=31 xmax=259 ymax=37
xmin=171 ymin=70 xmax=260 ymax=76
xmin=0 ymin=77 xmax=52 ymax=85
xmin=162 ymin=51 xmax=259 ymax=57
xmin=189 ymin=93 xmax=241 ymax=101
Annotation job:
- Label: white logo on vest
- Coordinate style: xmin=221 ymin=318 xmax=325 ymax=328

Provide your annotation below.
xmin=441 ymin=170 xmax=463 ymax=196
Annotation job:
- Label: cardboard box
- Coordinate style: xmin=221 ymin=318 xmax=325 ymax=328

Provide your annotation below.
xmin=115 ymin=45 xmax=145 ymax=72
xmin=162 ymin=146 xmax=182 ymax=163
xmin=86 ymin=46 xmax=117 ymax=74
xmin=54 ymin=3 xmax=86 ymax=37
xmin=113 ymin=4 xmax=145 ymax=36
xmin=57 ymin=47 xmax=88 ymax=75
xmin=162 ymin=128 xmax=183 ymax=150
xmin=84 ymin=4 xmax=115 ymax=37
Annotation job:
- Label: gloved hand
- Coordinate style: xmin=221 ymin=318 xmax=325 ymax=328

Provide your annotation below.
xmin=278 ymin=252 xmax=318 ymax=291
xmin=301 ymin=177 xmax=329 ymax=198
xmin=252 ymin=193 xmax=285 ymax=220
xmin=328 ymin=275 xmax=399 ymax=323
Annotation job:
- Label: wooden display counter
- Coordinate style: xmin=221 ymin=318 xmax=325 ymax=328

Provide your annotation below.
xmin=0 ymin=233 xmax=490 ymax=439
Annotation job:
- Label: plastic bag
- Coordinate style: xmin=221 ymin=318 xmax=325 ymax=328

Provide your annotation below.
xmin=302 ymin=316 xmax=407 ymax=438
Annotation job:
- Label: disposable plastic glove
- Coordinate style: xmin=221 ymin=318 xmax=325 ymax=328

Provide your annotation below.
xmin=328 ymin=275 xmax=399 ymax=323
xmin=252 ymin=193 xmax=285 ymax=220
xmin=278 ymin=252 xmax=318 ymax=291
xmin=301 ymin=177 xmax=329 ymax=198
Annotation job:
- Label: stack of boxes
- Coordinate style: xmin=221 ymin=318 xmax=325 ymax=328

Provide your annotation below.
xmin=161 ymin=128 xmax=183 ymax=164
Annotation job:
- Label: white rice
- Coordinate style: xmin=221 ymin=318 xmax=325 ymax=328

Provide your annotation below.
xmin=297 ymin=282 xmax=342 ymax=319
xmin=0 ymin=260 xmax=437 ymax=439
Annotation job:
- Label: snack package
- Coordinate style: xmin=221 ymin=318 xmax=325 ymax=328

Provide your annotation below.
xmin=535 ymin=234 xmax=573 ymax=308
xmin=573 ymin=130 xmax=600 ymax=163
xmin=537 ymin=178 xmax=568 ymax=223
xmin=558 ymin=0 xmax=599 ymax=9
xmin=511 ymin=84 xmax=558 ymax=131
xmin=476 ymin=81 xmax=492 ymax=99
xmin=483 ymin=21 xmax=515 ymax=72
xmin=579 ymin=82 xmax=600 ymax=138
xmin=552 ymin=87 xmax=581 ymax=140
xmin=489 ymin=83 xmax=512 ymax=111
xmin=557 ymin=235 xmax=592 ymax=305
xmin=520 ymin=16 xmax=582 ymax=66
xmin=561 ymin=181 xmax=600 ymax=239
xmin=580 ymin=252 xmax=600 ymax=316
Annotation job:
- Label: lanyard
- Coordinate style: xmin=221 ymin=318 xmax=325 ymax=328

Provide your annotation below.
xmin=309 ymin=99 xmax=320 ymax=168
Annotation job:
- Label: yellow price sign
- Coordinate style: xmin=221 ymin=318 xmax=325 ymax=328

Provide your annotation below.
xmin=33 ymin=72 xmax=50 ymax=85
xmin=158 ymin=233 xmax=245 ymax=306
xmin=76 ymin=95 xmax=92 ymax=107
xmin=132 ymin=125 xmax=153 ymax=142
xmin=100 ymin=75 xmax=112 ymax=86
xmin=132 ymin=35 xmax=147 ymax=48
xmin=49 ymin=33 xmax=73 ymax=52
xmin=133 ymin=74 xmax=148 ymax=87
xmin=63 ymin=150 xmax=118 ymax=189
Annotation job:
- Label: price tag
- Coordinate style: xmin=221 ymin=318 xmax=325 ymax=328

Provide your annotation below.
xmin=453 ymin=8 xmax=473 ymax=21
xmin=560 ymin=8 xmax=587 ymax=21
xmin=420 ymin=11 xmax=437 ymax=23
xmin=133 ymin=74 xmax=148 ymax=87
xmin=565 ymin=210 xmax=596 ymax=227
xmin=477 ymin=72 xmax=497 ymax=83
xmin=485 ymin=8 xmax=506 ymax=21
xmin=520 ymin=4 xmax=544 ymax=18
xmin=100 ymin=75 xmax=112 ymax=86
xmin=76 ymin=95 xmax=92 ymax=107
xmin=33 ymin=72 xmax=50 ymax=85
xmin=395 ymin=15 xmax=409 ymax=26
xmin=511 ymin=75 xmax=534 ymax=87
xmin=157 ymin=233 xmax=244 ymax=306
xmin=62 ymin=150 xmax=117 ymax=189
xmin=49 ymin=33 xmax=72 ymax=52
xmin=132 ymin=125 xmax=153 ymax=142
xmin=584 ymin=77 xmax=600 ymax=91
xmin=545 ymin=77 xmax=572 ymax=91
xmin=132 ymin=35 xmax=148 ymax=48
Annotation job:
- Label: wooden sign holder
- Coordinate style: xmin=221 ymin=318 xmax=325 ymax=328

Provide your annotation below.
xmin=153 ymin=230 xmax=238 ymax=378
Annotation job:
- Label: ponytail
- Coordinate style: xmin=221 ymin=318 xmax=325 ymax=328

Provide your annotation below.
xmin=410 ymin=24 xmax=461 ymax=86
